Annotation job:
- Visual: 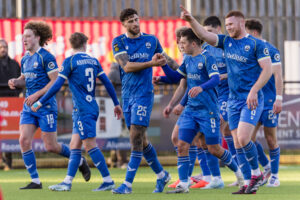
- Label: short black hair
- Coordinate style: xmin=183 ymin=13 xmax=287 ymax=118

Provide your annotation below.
xmin=175 ymin=26 xmax=189 ymax=38
xmin=69 ymin=32 xmax=88 ymax=49
xmin=245 ymin=19 xmax=263 ymax=34
xmin=203 ymin=16 xmax=222 ymax=28
xmin=119 ymin=8 xmax=138 ymax=22
xmin=181 ymin=28 xmax=203 ymax=46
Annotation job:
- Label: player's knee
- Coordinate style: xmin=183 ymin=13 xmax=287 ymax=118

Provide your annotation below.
xmin=177 ymin=141 xmax=189 ymax=155
xmin=207 ymin=144 xmax=222 ymax=157
xmin=171 ymin=135 xmax=178 ymax=146
xmin=44 ymin=143 xmax=59 ymax=153
xmin=19 ymin=136 xmax=31 ymax=150
xmin=265 ymin=136 xmax=278 ymax=150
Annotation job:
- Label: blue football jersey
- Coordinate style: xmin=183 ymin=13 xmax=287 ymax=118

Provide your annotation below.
xmin=202 ymin=42 xmax=229 ymax=99
xmin=59 ymin=52 xmax=104 ymax=115
xmin=262 ymin=41 xmax=281 ymax=107
xmin=216 ymin=34 xmax=270 ymax=100
xmin=177 ymin=50 xmax=220 ymax=117
xmin=112 ymin=33 xmax=163 ymax=99
xmin=21 ymin=47 xmax=58 ymax=112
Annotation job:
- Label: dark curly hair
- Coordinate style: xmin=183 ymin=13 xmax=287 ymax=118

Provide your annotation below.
xmin=69 ymin=32 xmax=88 ymax=49
xmin=119 ymin=8 xmax=138 ymax=22
xmin=24 ymin=21 xmax=52 ymax=46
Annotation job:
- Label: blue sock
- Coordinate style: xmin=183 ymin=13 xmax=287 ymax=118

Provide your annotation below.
xmin=67 ymin=149 xmax=81 ymax=178
xmin=125 ymin=151 xmax=142 ymax=184
xmin=236 ymin=148 xmax=251 ymax=180
xmin=220 ymin=150 xmax=238 ymax=172
xmin=269 ymin=147 xmax=280 ymax=174
xmin=204 ymin=149 xmax=220 ymax=177
xmin=188 ymin=146 xmax=197 ymax=177
xmin=22 ymin=150 xmax=39 ymax=179
xmin=178 ymin=156 xmax=190 ymax=182
xmin=143 ymin=143 xmax=163 ymax=174
xmin=255 ymin=141 xmax=269 ymax=167
xmin=197 ymin=148 xmax=211 ymax=176
xmin=243 ymin=141 xmax=259 ymax=170
xmin=88 ymin=147 xmax=110 ymax=178
xmin=224 ymin=136 xmax=238 ymax=164
xmin=60 ymin=143 xmax=71 ymax=158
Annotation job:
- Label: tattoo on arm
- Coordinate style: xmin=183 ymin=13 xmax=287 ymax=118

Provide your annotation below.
xmin=163 ymin=52 xmax=179 ymax=70
xmin=115 ymin=53 xmax=129 ymax=69
xmin=130 ymin=125 xmax=147 ymax=151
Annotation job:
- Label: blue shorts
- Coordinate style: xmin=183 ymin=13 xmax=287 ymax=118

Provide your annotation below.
xmin=20 ymin=111 xmax=57 ymax=132
xmin=259 ymin=107 xmax=278 ymax=128
xmin=178 ymin=111 xmax=220 ymax=145
xmin=123 ymin=96 xmax=154 ymax=128
xmin=72 ymin=112 xmax=97 ymax=140
xmin=228 ymin=97 xmax=264 ymax=131
xmin=218 ymin=98 xmax=228 ymax=122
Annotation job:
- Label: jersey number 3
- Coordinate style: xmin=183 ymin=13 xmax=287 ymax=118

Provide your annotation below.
xmin=85 ymin=68 xmax=94 ymax=92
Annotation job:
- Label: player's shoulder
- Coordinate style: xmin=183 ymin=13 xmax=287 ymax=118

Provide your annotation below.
xmin=21 ymin=52 xmax=30 ymax=63
xmin=264 ymin=40 xmax=279 ymax=53
xmin=113 ymin=34 xmax=126 ymax=42
xmin=201 ymin=49 xmax=213 ymax=58
xmin=141 ymin=32 xmax=157 ymax=39
xmin=246 ymin=34 xmax=264 ymax=46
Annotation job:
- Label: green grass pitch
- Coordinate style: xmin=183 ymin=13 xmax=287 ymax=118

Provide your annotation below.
xmin=1 ymin=165 xmax=300 ymax=200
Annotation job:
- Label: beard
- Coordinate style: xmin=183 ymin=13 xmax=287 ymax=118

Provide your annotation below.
xmin=128 ymin=27 xmax=140 ymax=36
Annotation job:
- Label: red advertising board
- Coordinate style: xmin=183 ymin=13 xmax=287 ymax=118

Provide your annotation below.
xmin=0 ymin=97 xmax=41 ymax=140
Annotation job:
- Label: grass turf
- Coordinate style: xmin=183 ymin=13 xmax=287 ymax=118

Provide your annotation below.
xmin=1 ymin=165 xmax=300 ymax=200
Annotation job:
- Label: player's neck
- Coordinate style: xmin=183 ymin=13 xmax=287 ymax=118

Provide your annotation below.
xmin=29 ymin=45 xmax=41 ymax=55
xmin=126 ymin=32 xmax=141 ymax=39
xmin=235 ymin=30 xmax=248 ymax=40
xmin=191 ymin=48 xmax=202 ymax=57
xmin=73 ymin=48 xmax=86 ymax=54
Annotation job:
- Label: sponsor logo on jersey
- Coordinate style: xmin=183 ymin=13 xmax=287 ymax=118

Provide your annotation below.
xmin=33 ymin=62 xmax=38 ymax=68
xmin=187 ymin=73 xmax=201 ymax=80
xmin=244 ymin=45 xmax=250 ymax=51
xmin=226 ymin=53 xmax=247 ymax=62
xmin=86 ymin=95 xmax=93 ymax=102
xmin=129 ymin=53 xmax=149 ymax=60
xmin=146 ymin=42 xmax=151 ymax=49
xmin=198 ymin=62 xmax=203 ymax=69
xmin=125 ymin=45 xmax=129 ymax=50
xmin=48 ymin=62 xmax=56 ymax=69
xmin=263 ymin=48 xmax=270 ymax=55
xmin=24 ymin=72 xmax=37 ymax=78
xmin=114 ymin=44 xmax=119 ymax=52
xmin=274 ymin=53 xmax=280 ymax=61
xmin=229 ymin=43 xmax=232 ymax=47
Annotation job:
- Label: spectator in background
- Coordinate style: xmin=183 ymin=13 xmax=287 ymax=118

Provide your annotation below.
xmin=0 ymin=39 xmax=22 ymax=171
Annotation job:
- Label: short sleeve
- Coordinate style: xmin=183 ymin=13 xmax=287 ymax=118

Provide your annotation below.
xmin=154 ymin=37 xmax=164 ymax=54
xmin=205 ymin=55 xmax=219 ymax=78
xmin=215 ymin=34 xmax=226 ymax=49
xmin=58 ymin=58 xmax=72 ymax=80
xmin=177 ymin=60 xmax=187 ymax=77
xmin=44 ymin=54 xmax=58 ymax=74
xmin=256 ymin=39 xmax=271 ymax=62
xmin=112 ymin=37 xmax=127 ymax=58
xmin=271 ymin=48 xmax=281 ymax=65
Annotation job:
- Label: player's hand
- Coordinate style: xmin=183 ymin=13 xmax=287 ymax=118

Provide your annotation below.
xmin=220 ymin=74 xmax=228 ymax=80
xmin=173 ymin=104 xmax=184 ymax=115
xmin=180 ymin=5 xmax=193 ymax=22
xmin=152 ymin=76 xmax=161 ymax=85
xmin=114 ymin=105 xmax=123 ymax=120
xmin=31 ymin=102 xmax=42 ymax=112
xmin=163 ymin=104 xmax=173 ymax=118
xmin=246 ymin=89 xmax=258 ymax=110
xmin=8 ymin=78 xmax=17 ymax=89
xmin=273 ymin=99 xmax=282 ymax=114
xmin=25 ymin=93 xmax=40 ymax=106
xmin=188 ymin=86 xmax=203 ymax=98
xmin=152 ymin=54 xmax=166 ymax=66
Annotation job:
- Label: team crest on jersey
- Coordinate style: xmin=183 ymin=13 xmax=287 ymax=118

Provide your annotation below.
xmin=146 ymin=42 xmax=151 ymax=49
xmin=263 ymin=48 xmax=269 ymax=55
xmin=229 ymin=43 xmax=232 ymax=47
xmin=198 ymin=62 xmax=203 ymax=69
xmin=33 ymin=62 xmax=38 ymax=68
xmin=274 ymin=53 xmax=280 ymax=61
xmin=244 ymin=45 xmax=250 ymax=51
xmin=125 ymin=45 xmax=129 ymax=50
xmin=114 ymin=44 xmax=119 ymax=52
xmin=212 ymin=64 xmax=218 ymax=70
xmin=48 ymin=62 xmax=55 ymax=69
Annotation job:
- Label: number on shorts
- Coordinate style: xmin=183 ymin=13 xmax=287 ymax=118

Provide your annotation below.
xmin=137 ymin=106 xmax=147 ymax=117
xmin=85 ymin=68 xmax=94 ymax=92
xmin=46 ymin=114 xmax=54 ymax=125
xmin=220 ymin=101 xmax=227 ymax=111
xmin=210 ymin=118 xmax=216 ymax=129
xmin=77 ymin=120 xmax=84 ymax=136
xmin=268 ymin=110 xmax=275 ymax=120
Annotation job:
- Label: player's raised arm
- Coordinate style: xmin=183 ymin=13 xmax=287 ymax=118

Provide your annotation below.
xmin=180 ymin=5 xmax=218 ymax=46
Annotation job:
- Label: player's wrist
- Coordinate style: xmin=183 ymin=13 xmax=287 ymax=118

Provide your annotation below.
xmin=276 ymin=95 xmax=283 ymax=101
